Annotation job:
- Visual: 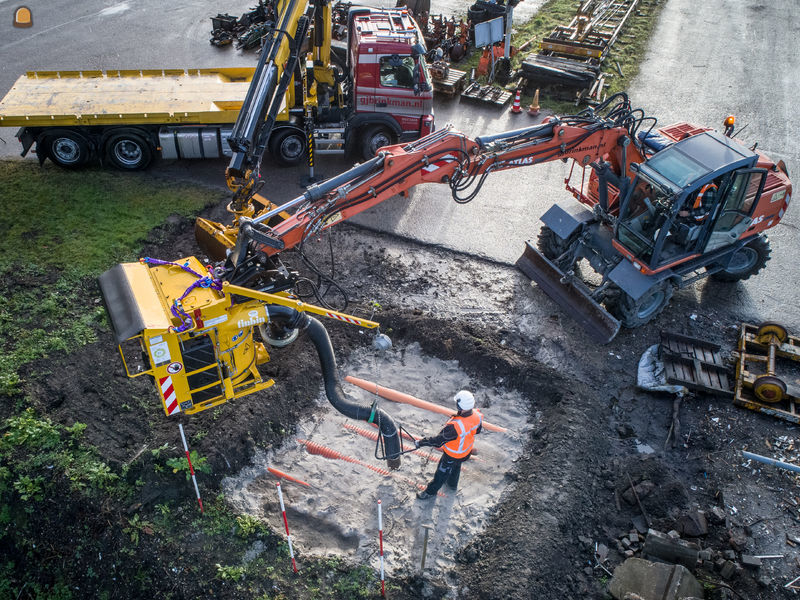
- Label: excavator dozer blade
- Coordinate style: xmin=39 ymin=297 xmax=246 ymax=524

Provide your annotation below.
xmin=516 ymin=242 xmax=621 ymax=344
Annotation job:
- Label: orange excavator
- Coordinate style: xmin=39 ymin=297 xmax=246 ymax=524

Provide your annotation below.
xmin=194 ymin=93 xmax=792 ymax=342
xmin=99 ymin=93 xmax=792 ymax=467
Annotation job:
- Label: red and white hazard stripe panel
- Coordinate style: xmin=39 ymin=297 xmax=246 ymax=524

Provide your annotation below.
xmin=325 ymin=312 xmax=361 ymax=325
xmin=421 ymin=154 xmax=456 ymax=174
xmin=160 ymin=375 xmax=180 ymax=416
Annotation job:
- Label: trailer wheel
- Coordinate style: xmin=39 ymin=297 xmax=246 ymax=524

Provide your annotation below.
xmin=710 ymin=235 xmax=771 ymax=282
xmin=610 ymin=280 xmax=674 ymax=328
xmin=269 ymin=128 xmax=306 ymax=166
xmin=753 ymin=374 xmax=787 ymax=403
xmin=41 ymin=130 xmax=90 ymax=168
xmin=360 ymin=126 xmax=395 ymax=161
xmin=105 ymin=131 xmax=153 ymax=170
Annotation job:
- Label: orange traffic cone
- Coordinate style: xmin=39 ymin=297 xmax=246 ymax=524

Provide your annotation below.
xmin=510 ymin=88 xmax=522 ymax=114
xmin=528 ymin=88 xmax=540 ymax=116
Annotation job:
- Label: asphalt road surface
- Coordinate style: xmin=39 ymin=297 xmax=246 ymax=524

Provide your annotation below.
xmin=1 ymin=0 xmax=798 ymax=330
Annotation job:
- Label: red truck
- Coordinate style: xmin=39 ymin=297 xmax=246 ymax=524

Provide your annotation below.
xmin=0 ymin=2 xmax=434 ymax=170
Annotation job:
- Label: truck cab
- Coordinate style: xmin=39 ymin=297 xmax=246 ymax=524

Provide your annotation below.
xmin=347 ymin=7 xmax=434 ymax=159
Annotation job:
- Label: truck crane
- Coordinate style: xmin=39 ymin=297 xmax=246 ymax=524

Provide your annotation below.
xmin=99 ymin=93 xmax=792 ymax=467
xmin=0 ymin=1 xmax=433 ymax=171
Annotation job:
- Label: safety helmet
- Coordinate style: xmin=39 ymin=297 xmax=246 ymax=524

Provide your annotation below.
xmin=454 ymin=390 xmax=475 ymax=411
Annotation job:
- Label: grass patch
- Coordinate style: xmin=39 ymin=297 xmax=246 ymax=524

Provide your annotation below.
xmin=0 ymin=160 xmax=218 ymax=395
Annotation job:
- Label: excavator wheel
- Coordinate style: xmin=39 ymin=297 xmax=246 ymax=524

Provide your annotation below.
xmin=609 ymin=280 xmax=674 ymax=329
xmin=710 ymin=235 xmax=771 ymax=282
xmin=753 ymin=374 xmax=787 ymax=403
xmin=536 ymin=225 xmax=579 ymax=272
xmin=756 ymin=321 xmax=788 ymax=345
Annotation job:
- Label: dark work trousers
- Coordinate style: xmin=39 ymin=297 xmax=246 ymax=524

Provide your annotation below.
xmin=423 ymin=452 xmax=468 ymax=494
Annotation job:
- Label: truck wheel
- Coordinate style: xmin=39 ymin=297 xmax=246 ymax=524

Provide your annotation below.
xmin=710 ymin=235 xmax=771 ymax=282
xmin=269 ymin=129 xmax=306 ymax=167
xmin=360 ymin=126 xmax=395 ymax=161
xmin=41 ymin=130 xmax=90 ymax=168
xmin=610 ymin=280 xmax=674 ymax=328
xmin=105 ymin=132 xmax=153 ymax=170
xmin=536 ymin=225 xmax=579 ymax=271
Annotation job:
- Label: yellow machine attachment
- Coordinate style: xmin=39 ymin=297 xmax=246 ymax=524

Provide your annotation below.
xmin=98 ymin=256 xmax=378 ymax=417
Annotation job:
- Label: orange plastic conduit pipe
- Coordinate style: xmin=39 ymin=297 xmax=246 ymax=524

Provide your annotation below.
xmin=345 ymin=375 xmax=509 ymax=433
xmin=267 ymin=466 xmax=311 ymax=488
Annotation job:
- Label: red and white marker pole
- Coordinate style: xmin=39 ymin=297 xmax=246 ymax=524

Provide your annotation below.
xmin=378 ymin=499 xmax=385 ymax=597
xmin=178 ymin=423 xmax=203 ymax=514
xmin=276 ymin=483 xmax=298 ymax=573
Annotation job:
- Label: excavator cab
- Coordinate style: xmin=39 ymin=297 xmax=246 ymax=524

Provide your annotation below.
xmin=615 ymin=130 xmax=764 ymax=274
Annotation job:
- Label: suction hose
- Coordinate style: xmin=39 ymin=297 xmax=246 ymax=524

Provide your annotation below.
xmin=266 ymin=305 xmax=402 ymax=469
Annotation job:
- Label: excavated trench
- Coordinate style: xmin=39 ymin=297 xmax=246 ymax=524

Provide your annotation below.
xmin=223 ymin=342 xmax=532 ymax=578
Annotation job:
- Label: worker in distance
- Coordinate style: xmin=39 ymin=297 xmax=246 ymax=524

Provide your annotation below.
xmin=415 ymin=390 xmax=483 ymax=499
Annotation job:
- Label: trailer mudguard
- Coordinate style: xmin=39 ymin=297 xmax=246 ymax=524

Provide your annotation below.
xmin=540 ymin=202 xmax=595 ymax=241
xmin=607 ymin=259 xmax=673 ymax=301
xmin=16 ymin=127 xmax=35 ymax=156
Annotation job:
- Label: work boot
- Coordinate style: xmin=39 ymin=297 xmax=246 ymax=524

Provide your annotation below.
xmin=416 ymin=490 xmax=435 ymax=500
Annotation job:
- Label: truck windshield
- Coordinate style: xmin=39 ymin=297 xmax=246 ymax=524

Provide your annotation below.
xmin=379 ymin=55 xmax=416 ymax=88
xmin=616 ymin=174 xmax=676 ymax=263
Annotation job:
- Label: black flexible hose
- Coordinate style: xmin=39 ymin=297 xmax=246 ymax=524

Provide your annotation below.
xmin=266 ymin=305 xmax=402 ymax=469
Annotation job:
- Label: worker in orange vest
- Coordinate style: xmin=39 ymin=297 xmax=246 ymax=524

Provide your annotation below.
xmin=415 ymin=390 xmax=483 ymax=499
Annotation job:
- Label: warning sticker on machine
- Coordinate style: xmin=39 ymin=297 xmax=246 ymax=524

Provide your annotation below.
xmin=149 ymin=339 xmax=171 ymax=366
xmin=203 ymin=314 xmax=229 ymax=328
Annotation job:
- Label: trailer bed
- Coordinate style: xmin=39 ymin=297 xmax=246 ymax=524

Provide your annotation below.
xmin=0 ymin=68 xmax=256 ymax=127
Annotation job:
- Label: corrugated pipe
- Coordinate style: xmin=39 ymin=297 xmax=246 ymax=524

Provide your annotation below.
xmin=266 ymin=305 xmax=402 ymax=469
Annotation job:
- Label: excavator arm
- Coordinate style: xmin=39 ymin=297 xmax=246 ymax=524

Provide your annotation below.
xmin=205 ymin=95 xmax=647 ymax=265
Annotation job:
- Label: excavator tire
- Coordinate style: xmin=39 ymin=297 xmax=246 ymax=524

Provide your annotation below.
xmin=710 ymin=235 xmax=771 ymax=282
xmin=609 ymin=280 xmax=674 ymax=329
xmin=536 ymin=225 xmax=579 ymax=272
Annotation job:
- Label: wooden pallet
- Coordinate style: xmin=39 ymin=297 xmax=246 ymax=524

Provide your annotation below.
xmin=660 ymin=331 xmax=732 ymax=396
xmin=460 ymin=82 xmax=512 ymax=107
xmin=432 ymin=67 xmax=467 ymax=96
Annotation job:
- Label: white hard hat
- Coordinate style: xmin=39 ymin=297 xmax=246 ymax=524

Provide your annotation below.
xmin=454 ymin=390 xmax=475 ymax=411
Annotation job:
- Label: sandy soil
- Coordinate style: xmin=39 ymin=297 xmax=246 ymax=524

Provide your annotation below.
xmin=223 ymin=343 xmax=530 ymax=582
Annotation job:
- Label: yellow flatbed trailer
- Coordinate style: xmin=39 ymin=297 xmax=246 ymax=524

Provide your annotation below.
xmin=0 ymin=68 xmax=280 ymax=169
xmin=0 ymin=68 xmax=254 ymax=127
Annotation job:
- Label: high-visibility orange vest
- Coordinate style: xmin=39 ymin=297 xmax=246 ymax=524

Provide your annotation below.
xmin=692 ymin=183 xmax=717 ymax=222
xmin=442 ymin=410 xmax=483 ymax=458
